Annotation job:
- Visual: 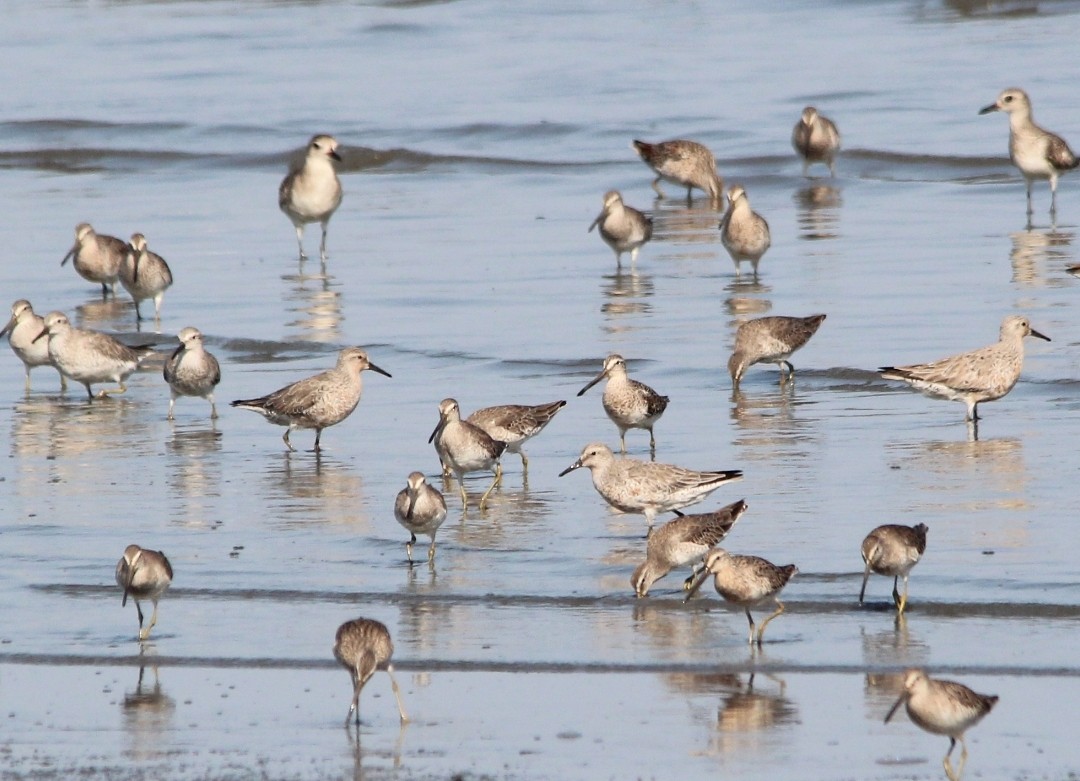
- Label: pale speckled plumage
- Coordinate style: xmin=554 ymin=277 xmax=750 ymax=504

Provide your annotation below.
xmin=35 ymin=311 xmax=153 ymax=399
xmin=394 ymin=471 xmax=448 ymax=563
xmin=879 ymin=315 xmax=1050 ymax=422
xmin=729 ymin=314 xmax=827 ymax=386
xmin=332 ymin=618 xmax=408 ymax=726
xmin=120 ymin=233 xmax=173 ymax=321
xmin=429 ymin=398 xmax=506 ymax=510
xmin=685 ymin=547 xmax=797 ymax=646
xmin=61 ymin=222 xmax=128 ymax=296
xmin=559 ymin=443 xmax=742 ymax=529
xmin=719 ymin=185 xmax=771 ymax=278
xmin=792 ymin=106 xmax=841 ymax=177
xmin=860 ymin=523 xmax=928 ymax=614
xmin=1 ymin=299 xmax=66 ymax=391
xmin=279 ymin=134 xmax=343 ymax=260
xmin=588 ymin=190 xmax=653 ymax=267
xmin=163 ymin=327 xmax=221 ymax=420
xmin=577 ymin=354 xmax=669 ymax=453
xmin=631 ymin=499 xmax=747 ymax=597
xmin=466 ymin=399 xmax=566 ymax=469
xmin=231 ymin=347 xmax=390 ymax=452
xmin=632 ymin=138 xmax=723 ymax=202
xmin=980 ymin=88 xmax=1078 ymax=222
xmin=885 ymin=668 xmax=998 ymax=781
xmin=115 ymin=544 xmax=173 ymax=641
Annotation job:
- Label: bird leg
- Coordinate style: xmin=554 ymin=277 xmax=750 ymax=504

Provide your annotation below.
xmin=384 ymin=665 xmax=409 ymax=723
xmin=209 ymin=395 xmax=218 ymax=420
xmin=943 ymin=737 xmax=960 ymax=781
xmin=756 ymin=599 xmax=786 ymax=645
xmin=168 ymin=394 xmax=177 ymax=421
xmin=97 ymin=383 xmax=128 ymax=398
xmin=651 ymin=177 xmax=665 ymax=198
xmin=139 ymin=601 xmax=159 ymax=641
xmin=405 ymin=534 xmax=416 ymax=563
xmin=649 ymin=429 xmax=657 ymax=452
xmin=319 ymin=220 xmax=330 ymax=260
xmin=294 ymin=226 xmax=307 ymax=262
xmin=313 ymin=429 xmax=324 ymax=453
xmin=282 ymin=429 xmax=296 ymax=452
xmin=479 ymin=465 xmax=502 ymax=510
xmin=744 ymin=609 xmax=757 ymax=645
xmin=896 ymin=575 xmax=911 ymax=615
xmin=427 ymin=538 xmax=437 ymax=563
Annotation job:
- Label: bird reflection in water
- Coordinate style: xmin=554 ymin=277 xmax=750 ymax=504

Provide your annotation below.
xmin=73 ymin=297 xmax=129 ymax=330
xmin=708 ymin=673 xmax=799 ymax=756
xmin=793 ymin=184 xmax=842 ymax=242
xmin=1009 ymin=227 xmax=1073 ymax=286
xmin=121 ymin=663 xmax=176 ymax=761
xmin=281 ymin=260 xmax=343 ymax=344
xmin=600 ymin=266 xmax=654 ymax=327
xmin=265 ymin=452 xmax=368 ymax=531
xmin=862 ymin=614 xmax=931 ymax=718
xmin=345 ymin=716 xmax=408 ymax=780
xmin=166 ymin=425 xmax=223 ymax=528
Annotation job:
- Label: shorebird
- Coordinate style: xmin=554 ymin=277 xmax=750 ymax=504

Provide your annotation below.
xmin=163 ymin=327 xmax=221 ymax=420
xmin=729 ymin=314 xmax=827 ymax=387
xmin=1 ymin=299 xmax=66 ymax=391
xmin=631 ymin=138 xmax=723 ymax=203
xmin=792 ymin=106 xmax=841 ymax=177
xmin=61 ymin=222 xmax=128 ymax=297
xmin=279 ymin=134 xmax=343 ymax=261
xmin=559 ymin=443 xmax=742 ymax=530
xmin=685 ymin=548 xmax=797 ymax=646
xmin=885 ymin=668 xmax=998 ymax=781
xmin=860 ymin=523 xmax=928 ymax=614
xmin=394 ymin=471 xmax=448 ymax=563
xmin=332 ymin=618 xmax=408 ymax=726
xmin=466 ymin=400 xmax=566 ymax=471
xmin=577 ymin=354 xmax=669 ymax=453
xmin=879 ymin=315 xmax=1050 ymax=422
xmin=719 ymin=185 xmax=771 ymax=278
xmin=33 ymin=311 xmax=153 ymax=399
xmin=115 ymin=544 xmax=173 ymax=641
xmin=231 ymin=347 xmax=390 ymax=452
xmin=430 ymin=398 xmax=506 ymax=510
xmin=588 ymin=190 xmax=653 ymax=268
xmin=120 ymin=233 xmax=173 ymax=321
xmin=631 ymin=499 xmax=747 ymax=597
xmin=980 ymin=88 xmax=1078 ymax=223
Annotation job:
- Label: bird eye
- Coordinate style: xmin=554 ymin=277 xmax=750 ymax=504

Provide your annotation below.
xmin=1003 ymin=95 xmax=1013 ymax=103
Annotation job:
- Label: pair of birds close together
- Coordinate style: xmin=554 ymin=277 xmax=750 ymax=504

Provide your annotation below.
xmin=62 ymin=224 xmax=173 ymax=320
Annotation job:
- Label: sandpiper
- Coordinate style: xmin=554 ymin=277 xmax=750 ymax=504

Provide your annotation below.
xmin=860 ymin=523 xmax=928 ymax=614
xmin=61 ymin=222 xmax=128 ymax=297
xmin=719 ymin=185 xmax=771 ymax=278
xmin=792 ymin=106 xmax=841 ymax=177
xmin=685 ymin=548 xmax=797 ymax=646
xmin=115 ymin=544 xmax=173 ymax=641
xmin=120 ymin=233 xmax=173 ymax=322
xmin=632 ymin=138 xmax=723 ymax=203
xmin=559 ymin=443 xmax=742 ymax=530
xmin=332 ymin=618 xmax=408 ymax=726
xmin=885 ymin=668 xmax=998 ymax=781
xmin=980 ymin=88 xmax=1078 ymax=223
xmin=879 ymin=315 xmax=1049 ymax=422
xmin=466 ymin=400 xmax=566 ymax=470
xmin=231 ymin=347 xmax=390 ymax=452
xmin=1 ymin=299 xmax=66 ymax=391
xmin=632 ymin=499 xmax=747 ymax=597
xmin=279 ymin=134 xmax=343 ymax=261
xmin=163 ymin=327 xmax=221 ymax=420
xmin=430 ymin=398 xmax=506 ymax=510
xmin=729 ymin=314 xmax=827 ymax=387
xmin=577 ymin=354 xmax=668 ymax=453
xmin=33 ymin=311 xmax=153 ymax=399
xmin=588 ymin=190 xmax=653 ymax=268
xmin=394 ymin=471 xmax=448 ymax=563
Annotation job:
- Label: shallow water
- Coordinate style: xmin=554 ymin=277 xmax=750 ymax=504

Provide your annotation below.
xmin=2 ymin=0 xmax=1080 ymax=779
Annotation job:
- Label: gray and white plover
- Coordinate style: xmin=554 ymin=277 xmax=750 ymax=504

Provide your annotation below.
xmin=577 ymin=354 xmax=668 ymax=454
xmin=62 ymin=222 xmax=128 ymax=297
xmin=1 ymin=299 xmax=66 ymax=391
xmin=429 ymin=398 xmax=506 ymax=510
xmin=163 ymin=326 xmax=221 ymax=420
xmin=720 ymin=185 xmax=771 ymax=278
xmin=279 ymin=134 xmax=343 ymax=261
xmin=980 ymin=88 xmax=1078 ymax=223
xmin=120 ymin=233 xmax=173 ymax=322
xmin=34 ymin=311 xmax=153 ymax=399
xmin=394 ymin=471 xmax=448 ymax=564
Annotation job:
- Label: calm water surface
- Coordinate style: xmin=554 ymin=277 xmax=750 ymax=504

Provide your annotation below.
xmin=2 ymin=1 xmax=1080 ymax=779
